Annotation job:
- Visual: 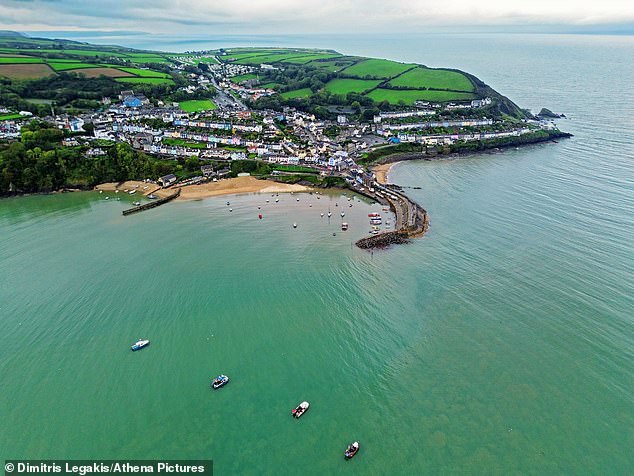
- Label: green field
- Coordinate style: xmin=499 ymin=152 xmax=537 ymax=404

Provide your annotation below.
xmin=366 ymin=88 xmax=477 ymax=105
xmin=163 ymin=138 xmax=208 ymax=149
xmin=118 ymin=67 xmax=170 ymax=78
xmin=115 ymin=77 xmax=174 ymax=85
xmin=282 ymin=54 xmax=342 ymax=64
xmin=341 ymin=59 xmax=415 ymax=79
xmin=47 ymin=62 xmax=97 ymax=71
xmin=324 ymin=78 xmax=382 ymax=94
xmin=0 ymin=57 xmax=44 ymax=64
xmin=280 ymin=88 xmax=313 ymax=99
xmin=230 ymin=73 xmax=257 ymax=83
xmin=178 ymin=99 xmax=217 ymax=113
xmin=0 ymin=113 xmax=22 ymax=121
xmin=388 ymin=67 xmax=474 ymax=92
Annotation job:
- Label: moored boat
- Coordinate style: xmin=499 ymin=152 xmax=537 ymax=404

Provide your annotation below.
xmin=147 ymin=194 xmax=157 ymax=199
xmin=341 ymin=222 xmax=348 ymax=231
xmin=292 ymin=401 xmax=309 ymax=418
xmin=131 ymin=339 xmax=150 ymax=351
xmin=132 ymin=201 xmax=141 ymax=206
xmin=211 ymin=374 xmax=229 ymax=389
xmin=344 ymin=441 xmax=360 ymax=459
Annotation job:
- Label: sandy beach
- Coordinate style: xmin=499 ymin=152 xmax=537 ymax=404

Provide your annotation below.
xmin=173 ymin=176 xmax=311 ymax=200
xmin=95 ymin=181 xmax=160 ymax=196
xmin=96 ymin=176 xmax=311 ymax=201
xmin=372 ymin=162 xmax=399 ymax=185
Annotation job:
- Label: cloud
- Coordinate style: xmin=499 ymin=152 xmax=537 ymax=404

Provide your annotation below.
xmin=1 ymin=0 xmax=633 ymax=35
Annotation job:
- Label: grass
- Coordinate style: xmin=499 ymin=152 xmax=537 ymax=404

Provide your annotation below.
xmin=69 ymin=67 xmax=133 ymax=78
xmin=47 ymin=62 xmax=98 ymax=71
xmin=163 ymin=138 xmax=208 ymax=149
xmin=230 ymin=73 xmax=257 ymax=83
xmin=260 ymin=82 xmax=281 ymax=89
xmin=0 ymin=113 xmax=22 ymax=121
xmin=341 ymin=59 xmax=415 ymax=79
xmin=0 ymin=57 xmax=44 ymax=64
xmin=388 ymin=67 xmax=474 ymax=92
xmin=178 ymin=99 xmax=217 ymax=113
xmin=366 ymin=88 xmax=477 ymax=105
xmin=324 ymin=78 xmax=382 ymax=94
xmin=280 ymin=88 xmax=313 ymax=99
xmin=118 ymin=67 xmax=171 ymax=78
xmin=282 ymin=53 xmax=342 ymax=64
xmin=115 ymin=77 xmax=175 ymax=85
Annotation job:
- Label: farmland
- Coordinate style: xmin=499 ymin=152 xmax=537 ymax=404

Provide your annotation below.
xmin=0 ymin=63 xmax=54 ymax=79
xmin=118 ymin=68 xmax=171 ymax=78
xmin=178 ymin=99 xmax=217 ymax=113
xmin=388 ymin=67 xmax=474 ymax=92
xmin=68 ymin=67 xmax=133 ymax=78
xmin=280 ymin=88 xmax=313 ymax=99
xmin=115 ymin=77 xmax=175 ymax=85
xmin=324 ymin=78 xmax=382 ymax=94
xmin=47 ymin=62 xmax=98 ymax=71
xmin=340 ymin=59 xmax=415 ymax=79
xmin=367 ymin=88 xmax=476 ymax=105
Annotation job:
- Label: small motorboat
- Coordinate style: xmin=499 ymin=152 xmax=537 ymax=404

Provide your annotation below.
xmin=211 ymin=374 xmax=229 ymax=389
xmin=148 ymin=194 xmax=157 ymax=199
xmin=258 ymin=214 xmax=263 ymax=219
xmin=99 ymin=190 xmax=103 ymax=194
xmin=226 ymin=201 xmax=230 ymax=206
xmin=327 ymin=212 xmax=332 ymax=218
xmin=340 ymin=212 xmax=345 ymax=217
xmin=229 ymin=208 xmax=233 ymax=212
xmin=132 ymin=201 xmax=141 ymax=206
xmin=104 ymin=196 xmax=110 ymax=200
xmin=275 ymin=199 xmax=279 ymax=203
xmin=293 ymin=223 xmax=297 ymax=228
xmin=320 ymin=213 xmax=324 ymax=217
xmin=344 ymin=441 xmax=360 ymax=459
xmin=292 ymin=401 xmax=309 ymax=418
xmin=129 ymin=190 xmax=136 ymax=195
xmin=131 ymin=339 xmax=150 ymax=351
xmin=297 ymin=198 xmax=300 ymax=202
xmin=341 ymin=222 xmax=348 ymax=231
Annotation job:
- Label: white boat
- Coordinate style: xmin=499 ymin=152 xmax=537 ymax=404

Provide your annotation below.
xmin=292 ymin=401 xmax=309 ymax=418
xmin=132 ymin=201 xmax=141 ymax=206
xmin=341 ymin=222 xmax=348 ymax=231
xmin=211 ymin=374 xmax=229 ymax=389
xmin=131 ymin=339 xmax=150 ymax=351
xmin=293 ymin=223 xmax=297 ymax=228
xmin=340 ymin=212 xmax=345 ymax=217
xmin=128 ymin=190 xmax=136 ymax=195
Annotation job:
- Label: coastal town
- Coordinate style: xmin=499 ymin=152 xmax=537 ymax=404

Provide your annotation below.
xmin=0 ymin=49 xmax=565 ymax=247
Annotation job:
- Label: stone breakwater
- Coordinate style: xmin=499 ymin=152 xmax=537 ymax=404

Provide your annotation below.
xmin=355 ymin=185 xmax=429 ymax=250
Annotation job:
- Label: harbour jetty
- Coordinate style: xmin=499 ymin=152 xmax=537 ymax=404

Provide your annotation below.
xmin=122 ymin=188 xmax=181 ymax=216
xmin=355 ymin=183 xmax=429 ymax=250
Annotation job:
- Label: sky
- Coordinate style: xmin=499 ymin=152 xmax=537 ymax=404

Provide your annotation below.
xmin=1 ymin=0 xmax=633 ymax=36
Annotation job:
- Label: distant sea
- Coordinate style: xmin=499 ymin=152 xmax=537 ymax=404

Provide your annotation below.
xmin=1 ymin=34 xmax=633 ymax=474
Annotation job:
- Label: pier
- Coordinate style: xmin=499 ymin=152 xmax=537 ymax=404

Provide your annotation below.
xmin=355 ymin=183 xmax=429 ymax=250
xmin=122 ymin=188 xmax=181 ymax=216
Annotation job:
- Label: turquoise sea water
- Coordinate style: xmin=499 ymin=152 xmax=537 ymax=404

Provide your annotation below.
xmin=1 ymin=34 xmax=633 ymax=474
